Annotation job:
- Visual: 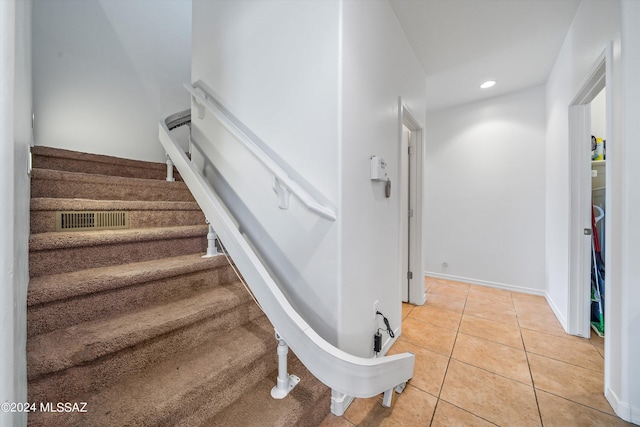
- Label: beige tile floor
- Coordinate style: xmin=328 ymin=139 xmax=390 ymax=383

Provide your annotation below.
xmin=321 ymin=277 xmax=632 ymax=427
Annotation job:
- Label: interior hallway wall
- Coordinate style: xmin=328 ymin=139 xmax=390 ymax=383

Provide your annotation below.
xmin=190 ymin=0 xmax=342 ymax=345
xmin=340 ymin=0 xmax=426 ymax=355
xmin=619 ymin=0 xmax=640 ymax=422
xmin=13 ymin=0 xmax=31 ymax=421
xmin=544 ymin=0 xmax=620 ymax=329
xmin=544 ymin=0 xmax=640 ymax=421
xmin=190 ymin=0 xmax=426 ymax=358
xmin=424 ymin=85 xmax=546 ymax=294
xmin=32 ymin=0 xmax=191 ymax=163
xmin=1 ymin=1 xmax=31 ymax=425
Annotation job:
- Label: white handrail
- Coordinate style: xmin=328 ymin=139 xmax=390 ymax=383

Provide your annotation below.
xmin=159 ymin=116 xmax=414 ymax=402
xmin=185 ymin=82 xmax=336 ymax=222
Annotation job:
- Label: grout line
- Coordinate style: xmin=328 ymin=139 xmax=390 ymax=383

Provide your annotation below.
xmin=438 ymin=400 xmax=501 ymax=426
xmin=524 ymin=350 xmax=604 ymax=374
xmin=516 ymin=290 xmax=545 ymax=426
xmin=534 ymin=388 xmax=621 ymax=419
xmin=428 ymin=284 xmax=471 ymax=427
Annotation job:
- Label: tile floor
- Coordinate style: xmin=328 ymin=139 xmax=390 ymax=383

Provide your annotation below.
xmin=320 ymin=277 xmax=632 ymax=426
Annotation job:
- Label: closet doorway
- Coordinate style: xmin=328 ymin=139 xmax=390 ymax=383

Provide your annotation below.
xmin=398 ymin=98 xmax=425 ymax=305
xmin=567 ymin=44 xmax=611 ymax=342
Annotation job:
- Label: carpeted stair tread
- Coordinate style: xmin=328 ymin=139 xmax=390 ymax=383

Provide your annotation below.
xmin=28 ymin=282 xmax=253 ymax=379
xmin=27 ymin=253 xmax=229 ymax=306
xmin=194 ymin=357 xmax=331 ymax=427
xmin=28 ymin=316 xmax=275 ymax=427
xmin=31 ymin=168 xmax=193 ymax=202
xmin=29 ymin=225 xmax=208 ymax=251
xmin=27 ymin=256 xmax=238 ymax=337
xmin=31 ymin=197 xmax=202 ymax=212
xmin=31 ymin=145 xmax=177 ymax=180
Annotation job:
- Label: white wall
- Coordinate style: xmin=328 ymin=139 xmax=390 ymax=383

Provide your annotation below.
xmin=190 ymin=0 xmax=426 ymax=358
xmin=1 ymin=0 xmax=31 ymax=425
xmin=0 ymin=2 xmax=17 ymax=424
xmin=618 ymin=0 xmax=640 ymax=421
xmin=424 ymin=85 xmax=546 ymax=294
xmin=32 ymin=0 xmax=191 ymax=163
xmin=544 ymin=0 xmax=640 ymax=421
xmin=340 ymin=0 xmax=426 ymax=355
xmin=191 ymin=0 xmax=342 ymax=344
xmin=13 ymin=1 xmax=31 ymax=424
xmin=544 ymin=0 xmax=621 ymax=328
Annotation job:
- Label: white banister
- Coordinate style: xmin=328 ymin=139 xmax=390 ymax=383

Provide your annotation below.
xmin=159 ymin=114 xmax=413 ymax=411
xmin=184 ymin=82 xmax=337 ymax=222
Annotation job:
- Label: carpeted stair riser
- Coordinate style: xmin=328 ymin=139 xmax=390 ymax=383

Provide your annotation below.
xmin=28 ymin=292 xmax=264 ymax=404
xmin=31 ymin=169 xmax=194 ymax=202
xmin=28 ymin=318 xmax=277 ymax=427
xmin=31 ymin=199 xmax=206 ymax=234
xmin=29 ymin=227 xmax=207 ymax=277
xmin=27 ymin=264 xmax=238 ymax=337
xmin=31 ymin=146 xmax=181 ymax=181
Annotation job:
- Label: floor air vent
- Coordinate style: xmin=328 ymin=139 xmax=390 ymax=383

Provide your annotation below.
xmin=56 ymin=211 xmax=130 ymax=231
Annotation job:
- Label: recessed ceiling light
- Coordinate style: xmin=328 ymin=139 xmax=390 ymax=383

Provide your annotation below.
xmin=480 ymin=80 xmax=496 ymax=89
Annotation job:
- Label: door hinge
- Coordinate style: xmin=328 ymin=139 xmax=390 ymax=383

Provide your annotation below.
xmin=407 ymin=271 xmax=413 ymax=280
xmin=408 ymin=209 xmax=414 ymax=218
xmin=408 ymin=146 xmax=415 ymax=155
xmin=584 ymin=228 xmax=592 ymax=235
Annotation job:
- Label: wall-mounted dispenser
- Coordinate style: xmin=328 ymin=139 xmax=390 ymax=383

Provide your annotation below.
xmin=370 ymin=156 xmax=387 ymax=181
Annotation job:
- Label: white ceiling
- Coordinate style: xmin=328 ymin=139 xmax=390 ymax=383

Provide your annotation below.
xmin=389 ymin=0 xmax=581 ymax=112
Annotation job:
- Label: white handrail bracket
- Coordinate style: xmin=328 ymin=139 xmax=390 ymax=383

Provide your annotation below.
xmin=192 ymin=94 xmax=206 ymax=120
xmin=272 ymin=177 xmax=291 ymax=210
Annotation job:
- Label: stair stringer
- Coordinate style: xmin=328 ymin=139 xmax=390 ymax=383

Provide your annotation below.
xmin=160 ymin=119 xmax=415 ymax=404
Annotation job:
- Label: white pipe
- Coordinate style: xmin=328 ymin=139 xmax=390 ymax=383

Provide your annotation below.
xmin=270 ymin=330 xmax=299 ymax=399
xmin=202 ymin=223 xmax=218 ymax=258
xmin=166 ymin=156 xmax=175 ymax=182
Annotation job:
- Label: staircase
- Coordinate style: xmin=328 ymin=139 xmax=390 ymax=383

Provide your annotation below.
xmin=26 ymin=146 xmax=330 ymax=426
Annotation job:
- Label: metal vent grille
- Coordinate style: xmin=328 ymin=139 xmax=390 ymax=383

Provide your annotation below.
xmin=55 ymin=211 xmax=130 ymax=231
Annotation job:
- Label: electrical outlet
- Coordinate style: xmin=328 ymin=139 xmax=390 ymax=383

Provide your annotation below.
xmin=373 ymin=300 xmax=379 ymax=320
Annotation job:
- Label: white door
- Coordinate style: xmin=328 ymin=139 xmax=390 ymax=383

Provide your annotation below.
xmin=399 ymin=100 xmax=425 ymax=305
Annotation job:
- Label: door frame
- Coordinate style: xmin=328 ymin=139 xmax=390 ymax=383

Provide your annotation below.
xmin=567 ymin=46 xmax=610 ymax=337
xmin=398 ymin=97 xmax=425 ymax=305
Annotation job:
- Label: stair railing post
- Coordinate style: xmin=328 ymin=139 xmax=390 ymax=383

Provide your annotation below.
xmin=270 ymin=330 xmax=300 ymax=399
xmin=166 ymin=155 xmax=175 ymax=182
xmin=202 ymin=221 xmax=218 ymax=258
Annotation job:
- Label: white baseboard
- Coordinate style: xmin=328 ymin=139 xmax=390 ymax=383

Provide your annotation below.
xmin=605 ymin=387 xmax=640 ymax=424
xmin=544 ymin=290 xmax=568 ymax=332
xmin=380 ymin=326 xmax=400 ymax=355
xmin=423 ymin=271 xmax=545 ymax=296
